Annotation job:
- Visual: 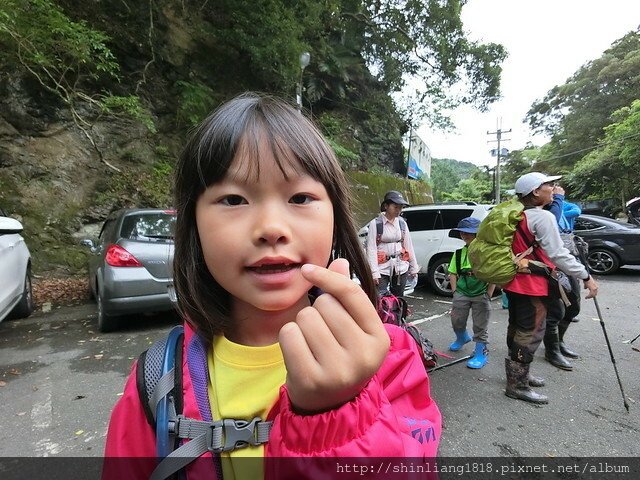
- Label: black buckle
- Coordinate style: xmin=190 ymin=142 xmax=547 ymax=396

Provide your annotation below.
xmin=209 ymin=417 xmax=262 ymax=453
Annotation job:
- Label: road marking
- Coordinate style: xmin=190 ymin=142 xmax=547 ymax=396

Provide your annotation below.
xmin=409 ymin=311 xmax=449 ymax=326
xmin=31 ymin=384 xmax=62 ymax=456
xmin=434 ymin=299 xmax=452 ymax=305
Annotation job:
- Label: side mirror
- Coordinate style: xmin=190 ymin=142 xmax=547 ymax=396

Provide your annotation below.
xmin=0 ymin=216 xmax=24 ymax=235
xmin=81 ymin=239 xmax=95 ymax=249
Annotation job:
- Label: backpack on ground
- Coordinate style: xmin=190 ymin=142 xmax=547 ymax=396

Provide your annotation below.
xmin=377 ymin=294 xmax=438 ymax=369
xmin=467 ymin=198 xmax=541 ymax=285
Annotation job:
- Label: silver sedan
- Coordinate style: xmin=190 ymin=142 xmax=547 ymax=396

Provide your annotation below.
xmin=82 ymin=208 xmax=175 ymax=332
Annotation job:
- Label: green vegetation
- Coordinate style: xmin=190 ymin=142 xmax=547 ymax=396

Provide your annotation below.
xmin=0 ymin=1 xmax=507 ymax=275
xmin=514 ymin=27 xmax=640 ymax=205
xmin=100 ymin=96 xmax=156 ymax=133
xmin=175 ymin=80 xmax=218 ymax=127
xmin=431 ymin=158 xmax=492 ymax=203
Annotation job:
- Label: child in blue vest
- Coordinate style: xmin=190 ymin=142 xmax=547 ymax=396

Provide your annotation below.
xmin=447 ymin=217 xmax=495 ymax=368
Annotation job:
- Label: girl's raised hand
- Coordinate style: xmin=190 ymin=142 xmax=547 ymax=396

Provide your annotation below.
xmin=278 ymin=258 xmax=390 ymax=414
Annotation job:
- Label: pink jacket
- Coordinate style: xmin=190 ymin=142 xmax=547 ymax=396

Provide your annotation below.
xmin=103 ymin=322 xmax=441 ymax=479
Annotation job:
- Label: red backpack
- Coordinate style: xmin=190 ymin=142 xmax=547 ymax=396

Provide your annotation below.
xmin=377 ymin=294 xmax=438 ymax=369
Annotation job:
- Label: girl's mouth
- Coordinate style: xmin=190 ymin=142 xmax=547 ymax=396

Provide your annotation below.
xmin=247 ymin=263 xmax=301 ymax=274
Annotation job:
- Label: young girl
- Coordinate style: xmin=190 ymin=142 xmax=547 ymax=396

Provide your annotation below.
xmin=104 ymin=93 xmax=441 ymax=479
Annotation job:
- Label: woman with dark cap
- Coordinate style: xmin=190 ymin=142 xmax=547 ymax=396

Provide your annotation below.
xmin=365 ymin=191 xmax=420 ymax=297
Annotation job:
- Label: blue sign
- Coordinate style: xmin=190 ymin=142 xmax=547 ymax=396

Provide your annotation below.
xmin=407 ymin=157 xmax=424 ymax=179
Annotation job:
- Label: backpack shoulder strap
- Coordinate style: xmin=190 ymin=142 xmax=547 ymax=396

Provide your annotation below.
xmin=399 ymin=217 xmax=407 ymax=244
xmin=137 ymin=325 xmax=185 ymax=429
xmin=455 ymin=248 xmax=463 ymax=275
xmin=375 ymin=216 xmax=383 ymax=245
xmin=140 ymin=326 xmax=273 ymax=480
xmin=515 ymin=218 xmax=538 ymax=249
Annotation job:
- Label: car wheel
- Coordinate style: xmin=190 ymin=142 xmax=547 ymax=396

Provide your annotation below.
xmin=9 ymin=269 xmax=35 ymax=319
xmin=587 ymin=249 xmax=620 ymax=275
xmin=428 ymin=256 xmax=453 ymax=297
xmin=97 ymin=288 xmax=119 ymax=332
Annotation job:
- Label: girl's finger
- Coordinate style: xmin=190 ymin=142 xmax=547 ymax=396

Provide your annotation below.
xmin=301 ymin=262 xmax=382 ymax=336
xmin=278 ymin=322 xmax=320 ymax=382
xmin=327 ymin=257 xmax=350 ymax=277
xmin=310 ymin=293 xmax=366 ymax=348
xmin=294 ymin=305 xmax=347 ymax=364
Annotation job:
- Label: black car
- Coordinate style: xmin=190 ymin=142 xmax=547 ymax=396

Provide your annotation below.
xmin=573 ymin=214 xmax=640 ymax=275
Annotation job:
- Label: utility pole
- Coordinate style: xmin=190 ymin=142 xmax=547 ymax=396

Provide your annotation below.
xmin=487 ymin=122 xmax=511 ymax=204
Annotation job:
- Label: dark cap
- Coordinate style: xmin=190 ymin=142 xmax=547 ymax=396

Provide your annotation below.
xmin=448 ymin=217 xmax=482 ymax=239
xmin=382 ymin=190 xmax=410 ymax=206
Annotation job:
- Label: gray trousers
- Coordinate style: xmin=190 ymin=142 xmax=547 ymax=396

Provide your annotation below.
xmin=451 ymin=291 xmax=491 ymax=343
xmin=378 ymin=272 xmax=408 ymax=297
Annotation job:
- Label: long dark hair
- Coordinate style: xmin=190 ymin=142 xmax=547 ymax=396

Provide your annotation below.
xmin=173 ymin=92 xmax=376 ymax=339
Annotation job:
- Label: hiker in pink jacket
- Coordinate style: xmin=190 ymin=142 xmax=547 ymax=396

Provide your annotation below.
xmin=104 ymin=93 xmax=441 ymax=479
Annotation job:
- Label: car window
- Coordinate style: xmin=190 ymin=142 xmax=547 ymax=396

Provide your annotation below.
xmin=120 ymin=212 xmax=176 ymax=242
xmin=98 ymin=219 xmax=115 ymax=242
xmin=402 ymin=210 xmax=441 ymax=232
xmin=440 ymin=209 xmax=476 ymax=229
xmin=574 ymin=218 xmax=604 ymax=231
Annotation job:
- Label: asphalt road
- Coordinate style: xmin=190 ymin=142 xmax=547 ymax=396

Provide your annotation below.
xmin=0 ymin=267 xmax=638 ymax=460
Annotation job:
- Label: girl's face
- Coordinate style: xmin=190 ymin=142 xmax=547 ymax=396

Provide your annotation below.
xmin=195 ymin=137 xmax=334 ymax=331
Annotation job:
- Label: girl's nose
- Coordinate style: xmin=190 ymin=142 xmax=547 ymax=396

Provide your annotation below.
xmin=253 ymin=204 xmax=291 ymax=246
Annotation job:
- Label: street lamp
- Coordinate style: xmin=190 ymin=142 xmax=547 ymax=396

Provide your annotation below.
xmin=296 ymin=52 xmax=311 ymax=111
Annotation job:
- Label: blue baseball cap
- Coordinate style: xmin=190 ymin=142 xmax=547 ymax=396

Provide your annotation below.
xmin=449 ymin=217 xmax=481 ymax=238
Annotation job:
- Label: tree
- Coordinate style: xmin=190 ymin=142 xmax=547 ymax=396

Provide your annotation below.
xmin=339 ymin=0 xmax=507 ymax=125
xmin=566 ymin=99 xmax=640 ymax=207
xmin=525 ymin=28 xmax=640 ymax=169
xmin=0 ymin=0 xmax=154 ymax=171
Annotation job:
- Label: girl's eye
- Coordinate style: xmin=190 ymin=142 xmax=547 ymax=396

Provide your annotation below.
xmin=290 ymin=194 xmax=313 ymax=205
xmin=220 ymin=195 xmax=247 ymax=206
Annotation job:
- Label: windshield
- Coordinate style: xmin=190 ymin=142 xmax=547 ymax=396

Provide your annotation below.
xmin=120 ymin=212 xmax=176 ymax=242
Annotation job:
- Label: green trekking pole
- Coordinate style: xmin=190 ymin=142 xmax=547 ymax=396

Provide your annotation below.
xmin=576 ymin=240 xmax=629 ymax=412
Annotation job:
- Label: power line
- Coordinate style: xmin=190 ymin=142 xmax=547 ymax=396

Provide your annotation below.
xmin=537 ymin=131 xmax=640 ymax=162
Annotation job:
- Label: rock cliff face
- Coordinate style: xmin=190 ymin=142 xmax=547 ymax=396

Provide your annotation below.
xmin=0 ymin=1 xmax=422 ymax=276
xmin=0 ymin=72 xmax=179 ymax=274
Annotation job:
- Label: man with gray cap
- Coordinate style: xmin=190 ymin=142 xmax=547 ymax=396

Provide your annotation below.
xmin=366 ymin=190 xmax=420 ymax=297
xmin=502 ymin=172 xmax=598 ymax=405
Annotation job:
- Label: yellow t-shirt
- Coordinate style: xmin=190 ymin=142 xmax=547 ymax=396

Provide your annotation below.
xmin=207 ymin=335 xmax=286 ymax=480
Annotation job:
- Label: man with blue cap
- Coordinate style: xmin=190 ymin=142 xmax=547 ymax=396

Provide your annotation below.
xmin=447 ymin=217 xmax=495 ymax=369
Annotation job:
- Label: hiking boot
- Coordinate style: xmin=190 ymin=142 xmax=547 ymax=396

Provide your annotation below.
xmin=558 ymin=322 xmax=579 ymax=359
xmin=544 ymin=328 xmax=574 ymax=371
xmin=467 ymin=342 xmax=488 ymax=369
xmin=528 ymin=374 xmax=545 ymax=387
xmin=449 ymin=330 xmax=472 ymax=352
xmin=504 ymin=358 xmax=548 ymax=404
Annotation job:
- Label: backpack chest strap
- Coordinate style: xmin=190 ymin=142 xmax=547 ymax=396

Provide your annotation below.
xmin=171 ymin=415 xmax=272 ymax=453
xmin=151 ymin=416 xmax=273 ymax=480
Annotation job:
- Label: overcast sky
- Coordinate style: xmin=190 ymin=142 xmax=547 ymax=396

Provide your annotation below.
xmin=417 ymin=0 xmax=640 ymax=167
